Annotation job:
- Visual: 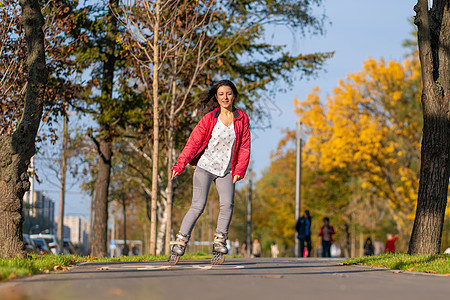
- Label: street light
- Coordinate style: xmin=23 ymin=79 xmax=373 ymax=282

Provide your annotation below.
xmin=294 ymin=121 xmax=303 ymax=257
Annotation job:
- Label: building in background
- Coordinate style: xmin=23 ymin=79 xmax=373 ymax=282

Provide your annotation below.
xmin=23 ymin=190 xmax=56 ymax=234
xmin=56 ymin=216 xmax=90 ymax=253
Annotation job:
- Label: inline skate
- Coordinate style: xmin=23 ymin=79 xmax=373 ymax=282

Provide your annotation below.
xmin=211 ymin=232 xmax=228 ymax=265
xmin=168 ymin=233 xmax=189 ymax=265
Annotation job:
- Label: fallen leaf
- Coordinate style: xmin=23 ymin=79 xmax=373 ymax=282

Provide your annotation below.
xmin=406 ymin=267 xmax=415 ymax=272
xmin=7 ymin=273 xmax=17 ymax=280
xmin=424 ymin=270 xmax=437 ymax=274
xmin=97 ymin=267 xmax=109 ymax=270
xmin=54 ymin=265 xmax=64 ymax=271
xmin=59 ymin=266 xmax=70 ymax=272
xmin=440 ymin=274 xmax=450 ymax=277
xmin=393 ymin=270 xmax=404 ymax=273
xmin=43 ymin=269 xmax=50 ymax=273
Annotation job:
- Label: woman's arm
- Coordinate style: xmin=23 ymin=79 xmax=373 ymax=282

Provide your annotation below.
xmin=172 ymin=114 xmax=210 ymax=176
xmin=233 ymin=113 xmax=251 ymax=179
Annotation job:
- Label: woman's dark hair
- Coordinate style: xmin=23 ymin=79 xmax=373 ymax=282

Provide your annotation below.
xmin=200 ymin=80 xmax=239 ymax=113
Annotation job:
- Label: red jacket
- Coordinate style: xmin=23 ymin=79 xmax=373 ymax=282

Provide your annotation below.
xmin=172 ymin=107 xmax=251 ymax=178
xmin=319 ymin=225 xmax=335 ymax=242
xmin=384 ymin=235 xmax=398 ymax=253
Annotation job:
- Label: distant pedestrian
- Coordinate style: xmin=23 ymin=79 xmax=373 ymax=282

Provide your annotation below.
xmin=305 ymin=210 xmax=312 ymax=257
xmin=234 ymin=238 xmax=240 ymax=255
xmin=131 ymin=244 xmax=139 ymax=256
xmin=271 ymin=241 xmax=279 ymax=258
xmin=318 ymin=217 xmax=335 ymax=257
xmin=364 ymin=237 xmax=375 ymax=256
xmin=241 ymin=242 xmax=247 ymax=258
xmin=384 ymin=233 xmax=398 ymax=253
xmin=252 ymin=239 xmax=261 ymax=258
xmin=295 ymin=211 xmax=310 ymax=257
xmin=373 ymin=237 xmax=384 ymax=255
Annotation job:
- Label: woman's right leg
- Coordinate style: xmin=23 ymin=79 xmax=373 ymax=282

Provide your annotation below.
xmin=178 ymin=167 xmax=214 ymax=236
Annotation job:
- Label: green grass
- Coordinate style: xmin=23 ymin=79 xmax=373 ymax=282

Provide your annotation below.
xmin=0 ymin=254 xmax=79 ymax=280
xmin=0 ymin=252 xmax=215 ymax=281
xmin=342 ymin=253 xmax=450 ymax=275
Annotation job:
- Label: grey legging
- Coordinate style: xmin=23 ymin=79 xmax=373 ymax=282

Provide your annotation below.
xmin=179 ymin=167 xmax=235 ymax=236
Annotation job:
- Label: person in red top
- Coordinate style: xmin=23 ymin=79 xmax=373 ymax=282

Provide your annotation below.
xmin=169 ymin=80 xmax=251 ymax=265
xmin=384 ymin=233 xmax=398 ymax=253
xmin=319 ymin=217 xmax=335 ymax=257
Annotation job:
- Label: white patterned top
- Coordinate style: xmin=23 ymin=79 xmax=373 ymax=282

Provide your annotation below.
xmin=197 ymin=118 xmax=236 ymax=176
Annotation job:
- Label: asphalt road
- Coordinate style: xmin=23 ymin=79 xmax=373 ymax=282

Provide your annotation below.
xmin=1 ymin=257 xmax=449 ymax=300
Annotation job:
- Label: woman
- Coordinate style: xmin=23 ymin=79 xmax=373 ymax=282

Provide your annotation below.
xmin=169 ymin=80 xmax=251 ymax=264
xmin=363 ymin=237 xmax=375 ymax=256
xmin=318 ymin=217 xmax=335 ymax=257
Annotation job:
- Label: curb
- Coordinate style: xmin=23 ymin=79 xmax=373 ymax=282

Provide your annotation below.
xmin=342 ymin=262 xmax=450 ymax=278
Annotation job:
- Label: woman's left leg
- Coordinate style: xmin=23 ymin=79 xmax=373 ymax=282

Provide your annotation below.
xmin=214 ymin=172 xmax=235 ymax=234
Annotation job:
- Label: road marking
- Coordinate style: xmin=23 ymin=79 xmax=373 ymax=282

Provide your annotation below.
xmin=191 ymin=265 xmax=212 ymax=270
xmin=136 ymin=266 xmax=173 ymax=270
xmin=97 ymin=264 xmax=245 ymax=271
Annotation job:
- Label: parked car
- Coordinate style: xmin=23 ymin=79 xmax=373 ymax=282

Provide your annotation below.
xmin=31 ymin=238 xmax=51 ymax=255
xmin=22 ymin=234 xmax=37 ymax=254
xmin=63 ymin=239 xmax=76 ymax=254
xmin=30 ymin=234 xmax=61 ymax=255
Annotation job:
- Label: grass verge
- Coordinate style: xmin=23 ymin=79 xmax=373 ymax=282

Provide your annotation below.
xmin=0 ymin=252 xmax=214 ymax=282
xmin=342 ymin=253 xmax=450 ymax=275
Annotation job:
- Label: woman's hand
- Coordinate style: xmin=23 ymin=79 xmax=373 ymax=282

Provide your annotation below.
xmin=171 ymin=170 xmax=180 ymax=180
xmin=233 ymin=175 xmax=242 ymax=184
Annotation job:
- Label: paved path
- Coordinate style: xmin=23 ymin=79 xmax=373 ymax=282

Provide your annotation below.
xmin=1 ymin=258 xmax=449 ymax=300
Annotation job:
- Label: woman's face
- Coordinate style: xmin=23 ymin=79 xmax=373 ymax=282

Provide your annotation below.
xmin=216 ymin=85 xmax=235 ymax=110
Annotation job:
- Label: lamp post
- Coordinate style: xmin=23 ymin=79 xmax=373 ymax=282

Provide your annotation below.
xmin=294 ymin=121 xmax=303 ymax=257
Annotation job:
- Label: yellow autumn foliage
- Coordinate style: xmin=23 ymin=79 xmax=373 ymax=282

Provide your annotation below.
xmin=294 ymin=55 xmax=423 ymax=239
xmin=252 ymin=52 xmax=450 ymax=255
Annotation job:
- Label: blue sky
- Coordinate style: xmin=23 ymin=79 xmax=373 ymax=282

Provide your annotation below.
xmin=250 ymin=0 xmax=418 ymax=177
xmin=34 ymin=0 xmax=419 ymax=219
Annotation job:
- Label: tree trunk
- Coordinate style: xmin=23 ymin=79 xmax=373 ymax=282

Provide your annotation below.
xmin=165 ymin=79 xmax=177 ymax=254
xmin=0 ymin=0 xmax=46 ymax=258
xmin=149 ymin=0 xmax=161 ymax=255
xmin=58 ymin=111 xmax=68 ymax=249
xmin=88 ymin=190 xmax=94 ymax=254
xmin=408 ymin=0 xmax=450 ymax=255
xmin=91 ymin=0 xmax=118 ymax=257
xmin=343 ymin=223 xmax=351 ymax=258
xmin=92 ymin=137 xmax=112 ymax=257
xmin=156 ymin=198 xmax=167 ymax=255
xmin=122 ymin=197 xmax=127 ymax=256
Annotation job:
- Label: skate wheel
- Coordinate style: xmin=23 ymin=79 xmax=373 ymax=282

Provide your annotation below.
xmin=211 ymin=252 xmax=225 ymax=265
xmin=218 ymin=254 xmax=225 ymax=264
xmin=168 ymin=254 xmax=180 ymax=265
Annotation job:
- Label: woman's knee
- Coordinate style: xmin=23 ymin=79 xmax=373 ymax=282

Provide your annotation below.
xmin=188 ymin=205 xmax=205 ymax=217
xmin=219 ymin=202 xmax=234 ymax=212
